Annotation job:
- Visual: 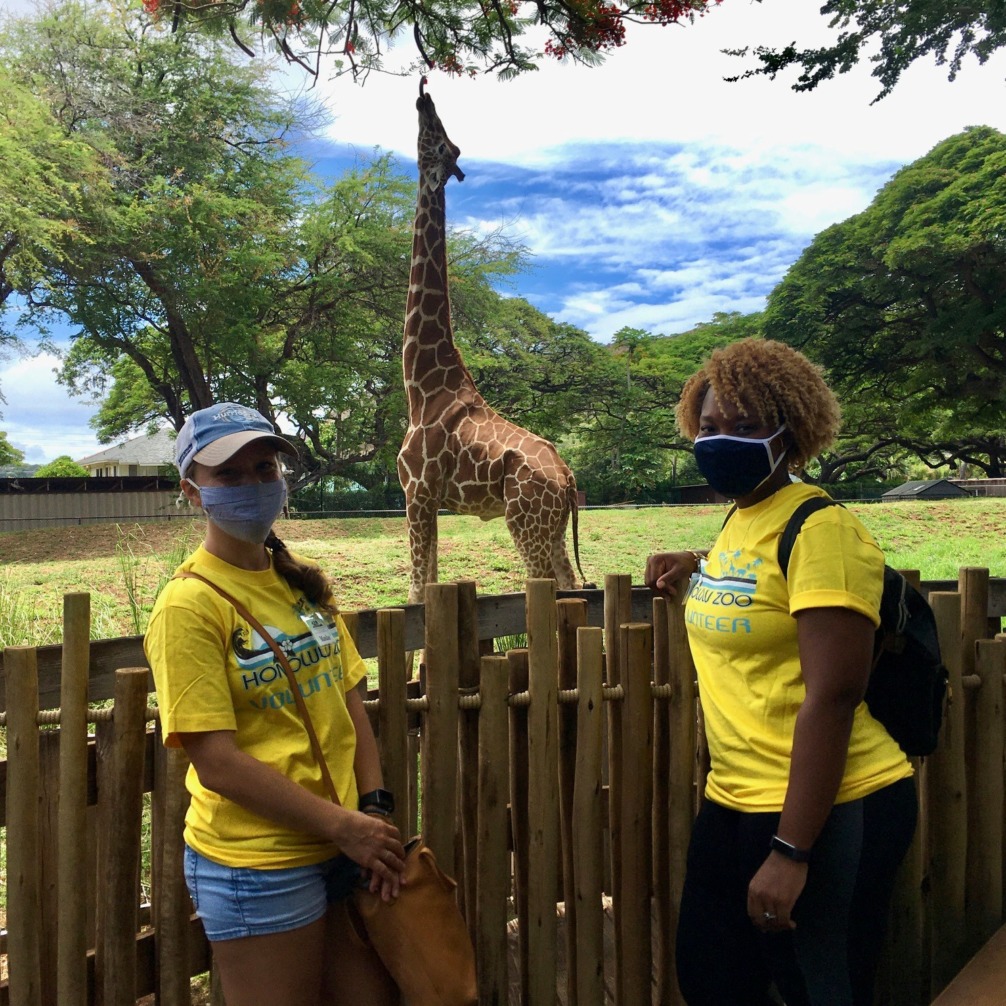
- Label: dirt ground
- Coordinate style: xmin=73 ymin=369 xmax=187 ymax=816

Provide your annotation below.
xmin=0 ymin=520 xmax=201 ymax=565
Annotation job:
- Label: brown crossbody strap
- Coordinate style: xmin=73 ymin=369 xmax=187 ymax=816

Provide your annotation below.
xmin=172 ymin=571 xmax=341 ymax=806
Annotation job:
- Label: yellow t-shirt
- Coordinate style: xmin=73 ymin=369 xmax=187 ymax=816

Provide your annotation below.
xmin=684 ymin=482 xmax=913 ymax=811
xmin=144 ymin=545 xmax=366 ymax=868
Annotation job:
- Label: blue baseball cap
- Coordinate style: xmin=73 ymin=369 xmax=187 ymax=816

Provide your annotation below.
xmin=175 ymin=403 xmax=297 ymax=480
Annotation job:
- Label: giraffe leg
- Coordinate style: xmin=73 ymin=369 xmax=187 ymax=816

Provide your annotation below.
xmin=405 ymin=492 xmax=439 ymax=605
xmin=502 ymin=467 xmax=569 ymax=585
xmin=549 ymin=523 xmax=577 ymax=590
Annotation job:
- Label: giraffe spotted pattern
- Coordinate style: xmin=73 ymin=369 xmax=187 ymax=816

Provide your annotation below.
xmin=397 ymin=82 xmax=588 ymax=604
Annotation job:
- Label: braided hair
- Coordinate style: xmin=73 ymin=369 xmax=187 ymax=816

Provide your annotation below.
xmin=265 ymin=531 xmax=338 ymax=616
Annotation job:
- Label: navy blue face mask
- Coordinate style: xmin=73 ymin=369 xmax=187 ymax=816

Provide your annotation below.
xmin=693 ymin=426 xmax=789 ymax=499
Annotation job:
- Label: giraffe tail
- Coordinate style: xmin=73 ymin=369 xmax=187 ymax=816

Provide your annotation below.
xmin=569 ymin=483 xmax=594 ymax=589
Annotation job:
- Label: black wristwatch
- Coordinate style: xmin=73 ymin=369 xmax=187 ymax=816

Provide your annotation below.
xmin=770 ymin=834 xmax=812 ymax=863
xmin=359 ymin=788 xmax=395 ymax=816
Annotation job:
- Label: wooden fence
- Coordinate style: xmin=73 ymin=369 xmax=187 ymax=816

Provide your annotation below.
xmin=1 ymin=570 xmax=1005 ymax=1005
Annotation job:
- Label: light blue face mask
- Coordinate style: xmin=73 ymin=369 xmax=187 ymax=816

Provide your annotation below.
xmin=186 ymin=478 xmax=287 ymax=543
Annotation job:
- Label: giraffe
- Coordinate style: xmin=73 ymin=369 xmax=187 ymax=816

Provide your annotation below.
xmin=397 ymin=80 xmax=588 ymax=604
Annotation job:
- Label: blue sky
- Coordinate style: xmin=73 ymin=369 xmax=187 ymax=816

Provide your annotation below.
xmin=3 ymin=0 xmax=1006 ymax=462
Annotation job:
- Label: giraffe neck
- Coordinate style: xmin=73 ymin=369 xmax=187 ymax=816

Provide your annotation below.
xmin=403 ymin=184 xmax=480 ymax=420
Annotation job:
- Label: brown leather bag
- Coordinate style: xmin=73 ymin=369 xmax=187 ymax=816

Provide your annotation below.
xmin=354 ymin=837 xmax=477 ymax=1006
xmin=174 ymin=572 xmax=478 ymax=1006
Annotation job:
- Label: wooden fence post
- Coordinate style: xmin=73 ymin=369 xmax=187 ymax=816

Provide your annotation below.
xmin=604 ymin=574 xmax=632 ymax=1003
xmin=156 ymin=745 xmax=193 ymax=1006
xmin=457 ymin=580 xmax=481 ymax=927
xmin=651 ymin=597 xmax=672 ymax=1006
xmin=508 ymin=647 xmax=531 ymax=1005
xmin=666 ymin=590 xmax=696 ymax=1006
xmin=57 ymin=594 xmax=90 ymax=1006
xmin=618 ymin=622 xmax=653 ymax=1006
xmin=927 ymin=592 xmax=968 ymax=997
xmin=423 ymin=583 xmax=460 ymax=867
xmin=377 ymin=608 xmax=410 ymax=839
xmin=970 ymin=638 xmax=1005 ymax=947
xmin=526 ymin=578 xmax=560 ymax=1006
xmin=959 ymin=567 xmax=989 ymax=961
xmin=6 ymin=646 xmax=43 ymax=1006
xmin=573 ymin=626 xmax=606 ymax=1006
xmin=558 ymin=597 xmax=588 ymax=1006
xmin=99 ymin=668 xmax=149 ymax=1006
xmin=476 ymin=654 xmax=510 ymax=1006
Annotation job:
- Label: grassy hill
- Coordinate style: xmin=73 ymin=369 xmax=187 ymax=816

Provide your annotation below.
xmin=0 ymin=497 xmax=1003 ymax=646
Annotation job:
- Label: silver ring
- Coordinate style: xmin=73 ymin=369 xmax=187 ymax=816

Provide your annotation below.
xmin=762 ymin=911 xmax=777 ymax=921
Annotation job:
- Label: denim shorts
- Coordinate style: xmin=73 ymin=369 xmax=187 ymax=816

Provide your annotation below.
xmin=183 ymin=845 xmax=361 ymax=941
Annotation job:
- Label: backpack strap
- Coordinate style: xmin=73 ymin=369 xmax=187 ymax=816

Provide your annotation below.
xmin=777 ymin=497 xmax=844 ymax=579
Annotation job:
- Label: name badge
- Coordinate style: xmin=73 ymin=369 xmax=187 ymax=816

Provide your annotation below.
xmin=300 ymin=611 xmax=339 ymax=648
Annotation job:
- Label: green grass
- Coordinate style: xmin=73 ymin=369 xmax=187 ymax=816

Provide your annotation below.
xmin=0 ymin=500 xmax=1002 ymax=647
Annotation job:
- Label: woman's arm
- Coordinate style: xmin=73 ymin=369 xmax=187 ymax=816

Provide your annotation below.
xmin=178 ymin=729 xmax=406 ymax=896
xmin=347 ymin=680 xmax=385 ymax=796
xmin=344 ymin=681 xmax=406 ymax=899
xmin=745 ymin=606 xmax=874 ymax=930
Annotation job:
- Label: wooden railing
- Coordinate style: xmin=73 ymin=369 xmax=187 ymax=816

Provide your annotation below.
xmin=1 ymin=571 xmax=1005 ymax=1005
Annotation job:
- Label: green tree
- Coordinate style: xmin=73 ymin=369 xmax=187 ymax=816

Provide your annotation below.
xmin=728 ymin=1 xmax=1006 ymax=102
xmin=565 ymin=312 xmax=758 ymax=502
xmin=146 ymin=0 xmax=720 ymax=81
xmin=459 ymin=297 xmax=616 ymax=445
xmin=4 ymin=2 xmax=524 ymax=490
xmin=0 ymin=431 xmax=25 ymax=467
xmin=764 ymin=126 xmax=1006 ymax=476
xmin=35 ymin=455 xmax=89 ymax=477
xmin=0 ymin=65 xmax=106 ymax=375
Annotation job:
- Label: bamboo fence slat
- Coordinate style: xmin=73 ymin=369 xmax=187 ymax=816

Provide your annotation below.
xmin=457 ymin=581 xmax=482 ymax=927
xmin=573 ymin=626 xmax=605 ymax=1006
xmin=422 ymin=583 xmax=461 ymax=867
xmin=557 ymin=598 xmax=588 ymax=1006
xmin=6 ymin=647 xmax=43 ymax=1006
xmin=476 ymin=654 xmax=510 ymax=1006
xmin=618 ymin=623 xmax=654 ymax=1005
xmin=57 ymin=593 xmax=90 ymax=1006
xmin=526 ymin=579 xmax=560 ymax=1005
xmin=970 ymin=639 xmax=1005 ymax=949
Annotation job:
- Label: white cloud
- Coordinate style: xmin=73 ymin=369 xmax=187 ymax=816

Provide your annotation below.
xmin=3 ymin=0 xmax=1006 ymax=458
xmin=315 ymin=0 xmax=1006 ymax=166
xmin=0 ymin=354 xmax=101 ymax=463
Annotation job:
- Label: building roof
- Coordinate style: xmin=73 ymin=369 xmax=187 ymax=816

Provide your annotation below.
xmin=76 ymin=427 xmax=176 ymax=467
xmin=881 ymin=479 xmax=972 ymax=499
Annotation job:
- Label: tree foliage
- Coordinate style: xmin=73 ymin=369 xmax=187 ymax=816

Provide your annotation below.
xmin=727 ymin=1 xmax=1006 ymax=102
xmin=0 ymin=66 xmax=105 ymax=339
xmin=142 ymin=0 xmax=720 ymax=80
xmin=0 ymin=431 xmax=25 ymax=467
xmin=764 ymin=126 xmax=1006 ymax=476
xmin=34 ymin=455 xmax=89 ymax=477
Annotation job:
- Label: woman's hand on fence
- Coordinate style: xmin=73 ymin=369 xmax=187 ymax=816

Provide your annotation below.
xmin=644 ymin=551 xmax=701 ymax=598
xmin=341 ymin=809 xmax=407 ymax=900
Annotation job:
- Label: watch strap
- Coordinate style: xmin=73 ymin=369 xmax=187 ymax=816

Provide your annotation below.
xmin=770 ymin=834 xmax=811 ymax=863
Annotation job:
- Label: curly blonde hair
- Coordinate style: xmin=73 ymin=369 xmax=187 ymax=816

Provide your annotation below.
xmin=675 ymin=338 xmax=841 ymax=471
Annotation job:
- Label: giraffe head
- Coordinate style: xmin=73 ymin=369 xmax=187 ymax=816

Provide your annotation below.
xmin=416 ymin=78 xmax=465 ymax=193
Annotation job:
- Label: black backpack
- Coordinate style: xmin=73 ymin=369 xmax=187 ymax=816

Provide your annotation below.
xmin=776 ymin=497 xmax=949 ymax=757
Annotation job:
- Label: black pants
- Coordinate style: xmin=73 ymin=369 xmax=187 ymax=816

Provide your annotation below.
xmin=676 ymin=777 xmax=918 ymax=1006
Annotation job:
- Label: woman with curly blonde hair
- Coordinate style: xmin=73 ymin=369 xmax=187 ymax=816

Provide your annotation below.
xmin=646 ymin=339 xmax=916 ymax=1006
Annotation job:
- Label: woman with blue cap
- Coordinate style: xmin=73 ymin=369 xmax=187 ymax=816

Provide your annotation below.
xmin=146 ymin=403 xmax=405 ymax=1005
